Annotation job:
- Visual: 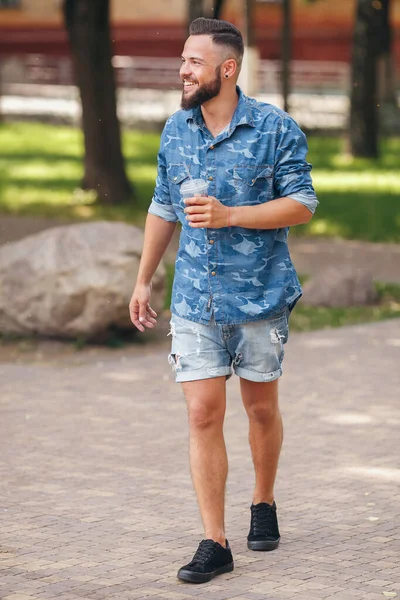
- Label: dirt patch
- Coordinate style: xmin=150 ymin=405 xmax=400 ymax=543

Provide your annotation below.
xmin=0 ymin=215 xmax=78 ymax=246
xmin=2 ymin=214 xmax=399 ymax=365
xmin=0 ymin=313 xmax=171 ymax=367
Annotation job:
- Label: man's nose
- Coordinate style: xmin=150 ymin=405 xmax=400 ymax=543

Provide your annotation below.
xmin=180 ymin=63 xmax=191 ymax=78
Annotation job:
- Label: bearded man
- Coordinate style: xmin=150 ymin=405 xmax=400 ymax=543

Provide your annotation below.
xmin=129 ymin=17 xmax=318 ymax=584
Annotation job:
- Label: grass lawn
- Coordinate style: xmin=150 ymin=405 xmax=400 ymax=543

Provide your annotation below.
xmin=0 ymin=122 xmax=399 ymax=242
xmin=0 ymin=122 xmax=160 ymax=227
xmin=294 ymin=137 xmax=400 ymax=243
xmin=291 ymin=283 xmax=400 ymax=332
xmin=1 ymin=122 xmax=400 ymax=339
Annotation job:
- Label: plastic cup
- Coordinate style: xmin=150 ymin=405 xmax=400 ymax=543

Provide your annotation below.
xmin=180 ymin=178 xmax=209 ymax=199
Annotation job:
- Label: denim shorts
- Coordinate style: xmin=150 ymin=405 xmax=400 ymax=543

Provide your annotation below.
xmin=168 ymin=309 xmax=289 ymax=383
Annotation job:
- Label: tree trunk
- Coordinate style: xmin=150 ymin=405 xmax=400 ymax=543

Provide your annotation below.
xmin=377 ymin=0 xmax=396 ymax=105
xmin=188 ymin=0 xmax=225 ymax=24
xmin=188 ymin=0 xmax=205 ymax=23
xmin=350 ymin=0 xmax=385 ymax=158
xmin=63 ymin=0 xmax=132 ymax=205
xmin=213 ymin=0 xmax=225 ymax=19
xmin=281 ymin=0 xmax=292 ymax=114
xmin=0 ymin=60 xmax=2 ymax=123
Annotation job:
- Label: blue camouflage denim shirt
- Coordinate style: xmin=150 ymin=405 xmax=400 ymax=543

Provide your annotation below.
xmin=149 ymin=87 xmax=318 ymax=325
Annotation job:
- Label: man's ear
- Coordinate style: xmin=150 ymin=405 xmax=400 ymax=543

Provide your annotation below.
xmin=222 ymin=58 xmax=237 ymax=80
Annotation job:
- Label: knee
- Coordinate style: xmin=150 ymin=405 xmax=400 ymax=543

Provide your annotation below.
xmin=188 ymin=403 xmax=224 ymax=431
xmin=246 ymin=400 xmax=279 ymax=424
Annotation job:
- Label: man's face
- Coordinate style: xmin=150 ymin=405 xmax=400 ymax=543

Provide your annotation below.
xmin=180 ymin=35 xmax=224 ymax=110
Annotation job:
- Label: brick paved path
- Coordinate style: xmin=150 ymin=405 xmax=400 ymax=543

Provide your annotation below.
xmin=1 ymin=319 xmax=400 ymax=600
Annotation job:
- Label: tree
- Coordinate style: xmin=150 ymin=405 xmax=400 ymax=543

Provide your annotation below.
xmin=187 ymin=0 xmax=226 ymax=24
xmin=306 ymin=0 xmax=394 ymax=157
xmin=63 ymin=0 xmax=132 ymax=205
xmin=188 ymin=0 xmax=205 ymax=22
xmin=350 ymin=0 xmax=386 ymax=158
xmin=281 ymin=0 xmax=292 ymax=114
xmin=213 ymin=0 xmax=226 ymax=19
xmin=377 ymin=0 xmax=396 ymax=105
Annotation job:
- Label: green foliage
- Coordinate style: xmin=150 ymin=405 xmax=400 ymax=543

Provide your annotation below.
xmin=290 ymin=281 xmax=400 ymax=332
xmin=0 ymin=122 xmax=159 ymax=225
xmin=293 ymin=137 xmax=400 ymax=242
xmin=0 ymin=123 xmax=399 ymax=243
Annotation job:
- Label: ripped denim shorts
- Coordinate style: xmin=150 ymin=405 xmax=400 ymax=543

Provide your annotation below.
xmin=168 ymin=309 xmax=289 ymax=383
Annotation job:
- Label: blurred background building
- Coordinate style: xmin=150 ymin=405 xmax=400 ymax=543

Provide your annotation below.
xmin=0 ymin=0 xmax=399 ymax=128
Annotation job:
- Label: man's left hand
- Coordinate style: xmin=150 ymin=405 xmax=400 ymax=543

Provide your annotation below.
xmin=184 ymin=195 xmax=229 ymax=229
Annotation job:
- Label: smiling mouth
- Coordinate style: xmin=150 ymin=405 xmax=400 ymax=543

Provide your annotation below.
xmin=183 ymin=80 xmax=198 ymax=90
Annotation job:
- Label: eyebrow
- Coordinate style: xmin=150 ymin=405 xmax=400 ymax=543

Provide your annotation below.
xmin=181 ymin=55 xmax=206 ymax=63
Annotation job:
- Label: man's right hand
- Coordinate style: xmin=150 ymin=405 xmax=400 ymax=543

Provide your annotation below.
xmin=129 ymin=283 xmax=158 ymax=332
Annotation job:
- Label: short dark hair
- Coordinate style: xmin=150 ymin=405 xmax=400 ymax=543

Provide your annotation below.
xmin=189 ymin=18 xmax=244 ymax=67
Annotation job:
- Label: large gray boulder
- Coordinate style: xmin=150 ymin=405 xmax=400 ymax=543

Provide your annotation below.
xmin=0 ymin=221 xmax=165 ymax=339
xmin=302 ymin=266 xmax=378 ymax=307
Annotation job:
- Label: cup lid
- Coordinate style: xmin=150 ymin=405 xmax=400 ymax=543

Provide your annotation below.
xmin=180 ymin=178 xmax=209 ymax=191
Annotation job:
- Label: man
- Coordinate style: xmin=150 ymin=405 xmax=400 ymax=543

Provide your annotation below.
xmin=129 ymin=18 xmax=318 ymax=584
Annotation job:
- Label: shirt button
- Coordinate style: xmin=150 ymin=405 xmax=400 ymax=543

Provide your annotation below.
xmin=210 ymin=145 xmax=215 ymax=150
xmin=209 ymin=240 xmax=214 ymax=245
xmin=211 ymin=271 xmax=216 ymax=276
xmin=208 ymin=176 xmax=213 ymax=181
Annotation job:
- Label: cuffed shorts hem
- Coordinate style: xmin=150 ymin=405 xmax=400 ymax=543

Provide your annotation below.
xmin=234 ymin=365 xmax=283 ymax=383
xmin=175 ymin=366 xmax=232 ymax=383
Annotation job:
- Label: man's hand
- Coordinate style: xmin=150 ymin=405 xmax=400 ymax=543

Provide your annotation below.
xmin=184 ymin=195 xmax=229 ymax=229
xmin=129 ymin=283 xmax=158 ymax=332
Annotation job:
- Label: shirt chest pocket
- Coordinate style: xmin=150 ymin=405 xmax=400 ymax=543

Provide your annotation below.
xmin=232 ymin=165 xmax=274 ymax=204
xmin=167 ymin=165 xmax=190 ymax=210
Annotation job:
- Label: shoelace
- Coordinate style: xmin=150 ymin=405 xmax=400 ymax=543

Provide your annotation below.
xmin=191 ymin=539 xmax=217 ymax=564
xmin=251 ymin=504 xmax=274 ymax=536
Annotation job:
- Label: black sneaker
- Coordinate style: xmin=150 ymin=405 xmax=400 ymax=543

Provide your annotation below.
xmin=247 ymin=501 xmax=280 ymax=551
xmin=177 ymin=539 xmax=234 ymax=583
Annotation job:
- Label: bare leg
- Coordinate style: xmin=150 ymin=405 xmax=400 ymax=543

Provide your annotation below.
xmin=182 ymin=377 xmax=227 ymax=546
xmin=240 ymin=379 xmax=283 ymax=505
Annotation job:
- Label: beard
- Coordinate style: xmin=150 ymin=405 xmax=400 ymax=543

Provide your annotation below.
xmin=180 ymin=66 xmax=222 ymax=110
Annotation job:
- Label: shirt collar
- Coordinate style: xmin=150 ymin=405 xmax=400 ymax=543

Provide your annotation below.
xmin=184 ymin=86 xmax=255 ymax=130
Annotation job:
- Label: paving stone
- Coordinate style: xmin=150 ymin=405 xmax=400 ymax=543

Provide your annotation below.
xmin=0 ymin=319 xmax=399 ymax=600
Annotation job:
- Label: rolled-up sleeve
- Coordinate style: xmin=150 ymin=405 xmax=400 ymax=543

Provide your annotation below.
xmin=274 ymin=116 xmax=318 ymax=214
xmin=148 ymin=128 xmax=179 ymax=223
